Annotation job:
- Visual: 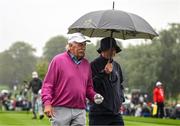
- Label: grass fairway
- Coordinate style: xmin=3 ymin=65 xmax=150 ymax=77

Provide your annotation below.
xmin=124 ymin=116 xmax=180 ymax=126
xmin=0 ymin=111 xmax=49 ymax=126
xmin=0 ymin=111 xmax=180 ymax=126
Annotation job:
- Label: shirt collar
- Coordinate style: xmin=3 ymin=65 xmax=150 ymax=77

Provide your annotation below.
xmin=67 ymin=51 xmax=82 ymax=64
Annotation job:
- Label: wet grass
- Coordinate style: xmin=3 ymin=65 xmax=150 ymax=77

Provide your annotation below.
xmin=0 ymin=111 xmax=179 ymax=126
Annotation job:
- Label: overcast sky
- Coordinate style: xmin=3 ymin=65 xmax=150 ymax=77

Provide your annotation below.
xmin=0 ymin=0 xmax=180 ymax=56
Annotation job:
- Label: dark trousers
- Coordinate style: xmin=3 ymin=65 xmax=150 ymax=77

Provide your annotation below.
xmin=89 ymin=113 xmax=124 ymax=126
xmin=156 ymin=102 xmax=164 ymax=118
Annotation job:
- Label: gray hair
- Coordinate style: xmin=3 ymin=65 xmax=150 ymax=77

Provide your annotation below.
xmin=65 ymin=44 xmax=70 ymax=51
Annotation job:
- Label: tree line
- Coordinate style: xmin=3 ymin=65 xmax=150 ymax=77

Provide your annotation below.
xmin=0 ymin=24 xmax=179 ymax=102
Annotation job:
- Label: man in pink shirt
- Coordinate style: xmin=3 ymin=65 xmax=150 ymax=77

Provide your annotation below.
xmin=41 ymin=33 xmax=103 ymax=126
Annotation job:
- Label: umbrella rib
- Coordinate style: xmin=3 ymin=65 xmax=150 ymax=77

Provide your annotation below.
xmin=90 ymin=29 xmax=94 ymax=37
xmin=97 ymin=10 xmax=109 ymax=32
xmin=97 ymin=11 xmax=107 ymax=26
xmin=149 ymin=34 xmax=153 ymax=40
xmin=126 ymin=13 xmax=137 ymax=33
xmin=122 ymin=30 xmax=125 ymax=40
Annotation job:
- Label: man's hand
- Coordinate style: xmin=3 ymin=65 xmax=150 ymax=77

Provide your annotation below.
xmin=104 ymin=61 xmax=113 ymax=74
xmin=44 ymin=105 xmax=55 ymax=118
xmin=94 ymin=93 xmax=104 ymax=104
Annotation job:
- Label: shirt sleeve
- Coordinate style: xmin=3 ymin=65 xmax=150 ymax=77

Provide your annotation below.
xmin=41 ymin=58 xmax=58 ymax=106
xmin=28 ymin=81 xmax=32 ymax=90
xmin=153 ymin=88 xmax=158 ymax=102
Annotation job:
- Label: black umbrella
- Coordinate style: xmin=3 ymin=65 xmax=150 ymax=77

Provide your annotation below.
xmin=68 ymin=9 xmax=158 ymax=39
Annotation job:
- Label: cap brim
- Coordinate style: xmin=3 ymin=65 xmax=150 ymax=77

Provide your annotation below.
xmin=69 ymin=39 xmax=90 ymax=43
xmin=85 ymin=40 xmax=91 ymax=43
xmin=97 ymin=48 xmax=101 ymax=53
xmin=116 ymin=46 xmax=121 ymax=53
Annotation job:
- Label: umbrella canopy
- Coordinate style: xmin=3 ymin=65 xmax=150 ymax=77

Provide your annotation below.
xmin=68 ymin=10 xmax=158 ymax=39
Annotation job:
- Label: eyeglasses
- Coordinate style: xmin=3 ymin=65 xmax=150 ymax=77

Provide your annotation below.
xmin=74 ymin=42 xmax=86 ymax=47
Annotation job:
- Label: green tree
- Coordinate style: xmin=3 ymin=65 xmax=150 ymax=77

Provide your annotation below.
xmin=85 ymin=43 xmax=99 ymax=62
xmin=35 ymin=59 xmax=49 ymax=80
xmin=0 ymin=50 xmax=15 ymax=86
xmin=120 ymin=43 xmax=161 ymax=91
xmin=0 ymin=42 xmax=37 ymax=87
xmin=43 ymin=35 xmax=67 ymax=62
xmin=119 ymin=23 xmax=180 ymax=102
xmin=157 ymin=23 xmax=180 ymax=101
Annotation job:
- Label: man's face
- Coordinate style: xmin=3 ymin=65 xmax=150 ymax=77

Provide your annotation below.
xmin=158 ymin=85 xmax=163 ymax=88
xmin=69 ymin=42 xmax=86 ymax=59
xmin=101 ymin=48 xmax=116 ymax=59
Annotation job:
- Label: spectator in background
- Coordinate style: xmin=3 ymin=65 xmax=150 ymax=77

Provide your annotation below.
xmin=28 ymin=71 xmax=43 ymax=119
xmin=153 ymin=81 xmax=165 ymax=118
xmin=141 ymin=103 xmax=151 ymax=117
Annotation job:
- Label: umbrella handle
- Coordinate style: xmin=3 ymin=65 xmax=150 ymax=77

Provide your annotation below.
xmin=108 ymin=59 xmax=117 ymax=84
xmin=108 ymin=30 xmax=113 ymax=82
xmin=109 ymin=30 xmax=114 ymax=61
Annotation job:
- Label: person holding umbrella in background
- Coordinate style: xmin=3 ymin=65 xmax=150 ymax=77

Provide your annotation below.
xmin=89 ymin=37 xmax=125 ymax=125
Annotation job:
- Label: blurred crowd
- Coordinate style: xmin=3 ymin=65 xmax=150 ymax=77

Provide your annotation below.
xmin=0 ymin=88 xmax=31 ymax=111
xmin=0 ymin=71 xmax=44 ymax=120
xmin=0 ymin=87 xmax=43 ymax=118
xmin=0 ymin=83 xmax=180 ymax=120
xmin=119 ymin=90 xmax=180 ymax=120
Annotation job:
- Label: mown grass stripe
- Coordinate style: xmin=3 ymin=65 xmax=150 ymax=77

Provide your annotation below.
xmin=0 ymin=111 xmax=180 ymax=126
xmin=124 ymin=116 xmax=180 ymax=125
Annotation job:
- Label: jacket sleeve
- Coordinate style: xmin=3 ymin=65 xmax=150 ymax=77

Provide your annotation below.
xmin=90 ymin=62 xmax=106 ymax=91
xmin=116 ymin=62 xmax=124 ymax=84
xmin=117 ymin=63 xmax=125 ymax=102
xmin=41 ymin=58 xmax=58 ymax=106
xmin=86 ymin=65 xmax=96 ymax=102
xmin=28 ymin=81 xmax=32 ymax=90
xmin=153 ymin=88 xmax=158 ymax=102
xmin=39 ymin=79 xmax=42 ymax=88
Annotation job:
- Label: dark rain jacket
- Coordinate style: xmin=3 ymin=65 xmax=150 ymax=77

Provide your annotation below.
xmin=90 ymin=55 xmax=125 ymax=115
xmin=29 ymin=78 xmax=42 ymax=94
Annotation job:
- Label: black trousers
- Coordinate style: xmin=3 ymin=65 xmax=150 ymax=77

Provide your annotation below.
xmin=89 ymin=113 xmax=124 ymax=126
xmin=156 ymin=102 xmax=164 ymax=118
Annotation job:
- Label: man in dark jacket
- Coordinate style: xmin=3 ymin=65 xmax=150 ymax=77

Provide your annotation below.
xmin=89 ymin=37 xmax=125 ymax=125
xmin=28 ymin=71 xmax=43 ymax=119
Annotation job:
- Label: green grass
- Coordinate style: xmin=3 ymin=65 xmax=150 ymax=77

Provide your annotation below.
xmin=124 ymin=116 xmax=180 ymax=126
xmin=0 ymin=111 xmax=180 ymax=126
xmin=0 ymin=111 xmax=49 ymax=126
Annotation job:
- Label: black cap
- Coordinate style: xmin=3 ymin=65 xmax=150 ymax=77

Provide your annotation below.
xmin=97 ymin=37 xmax=121 ymax=53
